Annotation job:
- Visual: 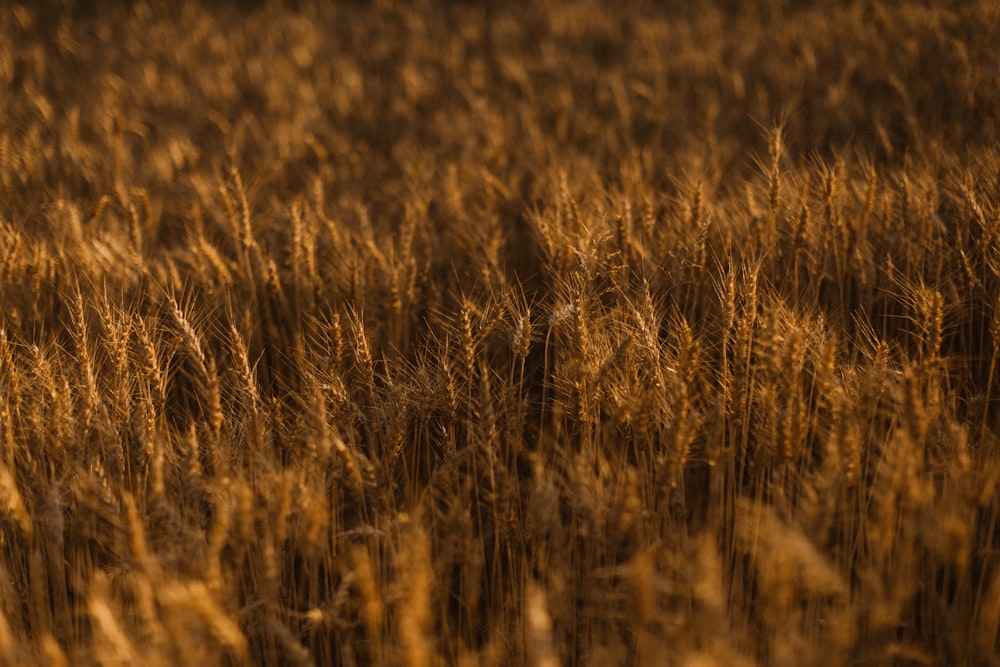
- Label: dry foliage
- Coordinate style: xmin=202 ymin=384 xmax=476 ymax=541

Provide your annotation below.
xmin=1 ymin=0 xmax=999 ymax=664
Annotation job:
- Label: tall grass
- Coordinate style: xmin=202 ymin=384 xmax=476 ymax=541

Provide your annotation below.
xmin=1 ymin=0 xmax=999 ymax=664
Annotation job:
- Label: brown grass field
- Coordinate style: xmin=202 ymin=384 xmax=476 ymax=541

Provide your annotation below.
xmin=1 ymin=0 xmax=1000 ymax=664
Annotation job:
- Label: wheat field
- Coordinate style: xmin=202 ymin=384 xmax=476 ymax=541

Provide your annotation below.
xmin=1 ymin=0 xmax=999 ymax=665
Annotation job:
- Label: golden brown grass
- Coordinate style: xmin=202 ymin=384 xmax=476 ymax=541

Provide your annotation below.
xmin=1 ymin=0 xmax=999 ymax=664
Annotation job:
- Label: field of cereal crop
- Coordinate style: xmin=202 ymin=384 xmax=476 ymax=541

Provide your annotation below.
xmin=1 ymin=1 xmax=999 ymax=664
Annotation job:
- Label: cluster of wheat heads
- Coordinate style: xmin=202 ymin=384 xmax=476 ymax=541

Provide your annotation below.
xmin=1 ymin=0 xmax=999 ymax=665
